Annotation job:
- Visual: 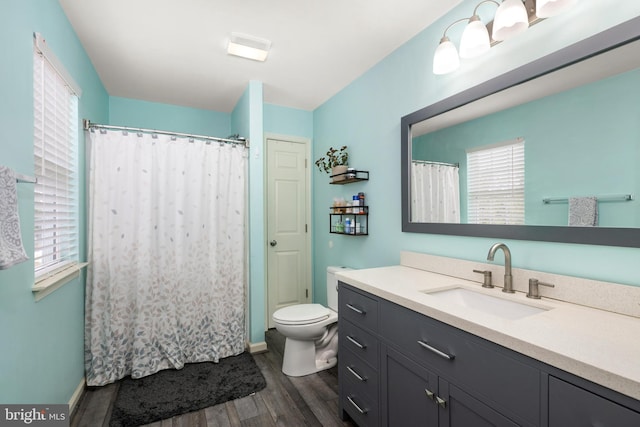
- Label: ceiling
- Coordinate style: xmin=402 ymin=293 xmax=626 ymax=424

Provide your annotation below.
xmin=59 ymin=0 xmax=461 ymax=113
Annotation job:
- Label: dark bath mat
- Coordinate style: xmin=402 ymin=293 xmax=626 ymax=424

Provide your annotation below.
xmin=109 ymin=352 xmax=266 ymax=427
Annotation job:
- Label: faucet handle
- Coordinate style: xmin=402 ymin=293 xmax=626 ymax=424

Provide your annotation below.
xmin=473 ymin=269 xmax=494 ymax=288
xmin=527 ymin=278 xmax=555 ymax=299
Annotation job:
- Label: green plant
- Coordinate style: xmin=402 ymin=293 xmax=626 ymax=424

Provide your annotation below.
xmin=315 ymin=146 xmax=349 ymax=173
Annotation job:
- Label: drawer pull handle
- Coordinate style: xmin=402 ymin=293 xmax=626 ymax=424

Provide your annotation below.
xmin=436 ymin=396 xmax=447 ymax=408
xmin=425 ymin=388 xmax=436 ymax=401
xmin=417 ymin=340 xmax=455 ymax=360
xmin=347 ymin=366 xmax=367 ymax=382
xmin=347 ymin=335 xmax=367 ymax=349
xmin=347 ymin=395 xmax=369 ymax=415
xmin=346 ymin=303 xmax=366 ymax=315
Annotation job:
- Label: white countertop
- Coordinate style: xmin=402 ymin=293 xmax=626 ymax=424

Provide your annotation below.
xmin=336 ymin=264 xmax=640 ymax=401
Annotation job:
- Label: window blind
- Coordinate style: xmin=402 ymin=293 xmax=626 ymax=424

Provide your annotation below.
xmin=467 ymin=139 xmax=525 ymax=225
xmin=33 ymin=46 xmax=79 ymax=277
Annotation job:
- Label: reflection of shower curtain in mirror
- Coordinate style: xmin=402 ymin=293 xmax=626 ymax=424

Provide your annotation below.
xmin=411 ymin=162 xmax=460 ymax=223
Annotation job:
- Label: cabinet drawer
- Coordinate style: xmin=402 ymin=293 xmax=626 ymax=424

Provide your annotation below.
xmin=549 ymin=376 xmax=640 ymax=427
xmin=380 ymin=301 xmax=540 ymax=426
xmin=340 ymin=348 xmax=378 ymax=401
xmin=340 ymin=319 xmax=379 ymax=369
xmin=339 ymin=283 xmax=379 ymax=333
xmin=343 ymin=375 xmax=379 ymax=427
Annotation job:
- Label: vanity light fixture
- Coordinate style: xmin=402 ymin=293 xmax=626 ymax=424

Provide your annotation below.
xmin=536 ymin=0 xmax=578 ymax=18
xmin=433 ymin=0 xmax=579 ymax=75
xmin=227 ymin=32 xmax=271 ymax=62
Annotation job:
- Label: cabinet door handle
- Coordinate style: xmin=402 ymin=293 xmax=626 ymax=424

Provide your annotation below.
xmin=435 ymin=396 xmax=447 ymax=408
xmin=347 ymin=335 xmax=367 ymax=349
xmin=347 ymin=395 xmax=369 ymax=414
xmin=346 ymin=303 xmax=366 ymax=315
xmin=425 ymin=388 xmax=436 ymax=401
xmin=347 ymin=366 xmax=367 ymax=382
xmin=417 ymin=340 xmax=455 ymax=360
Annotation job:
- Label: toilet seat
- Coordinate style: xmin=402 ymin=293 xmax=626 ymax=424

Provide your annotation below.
xmin=273 ymin=304 xmax=331 ymax=325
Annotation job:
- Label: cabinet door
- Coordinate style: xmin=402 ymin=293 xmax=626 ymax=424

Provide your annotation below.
xmin=439 ymin=380 xmax=519 ymax=427
xmin=382 ymin=346 xmax=439 ymax=427
xmin=549 ymin=376 xmax=640 ymax=427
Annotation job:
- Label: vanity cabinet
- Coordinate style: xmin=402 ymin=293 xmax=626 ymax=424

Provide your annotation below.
xmin=338 ymin=282 xmax=640 ymax=427
xmin=339 ymin=285 xmax=380 ymax=426
xmin=548 ymin=376 xmax=640 ymax=427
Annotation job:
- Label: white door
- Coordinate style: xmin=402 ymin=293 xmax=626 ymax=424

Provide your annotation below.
xmin=266 ymin=137 xmax=310 ymax=329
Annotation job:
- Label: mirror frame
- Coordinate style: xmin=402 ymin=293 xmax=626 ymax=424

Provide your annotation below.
xmin=401 ymin=16 xmax=640 ymax=248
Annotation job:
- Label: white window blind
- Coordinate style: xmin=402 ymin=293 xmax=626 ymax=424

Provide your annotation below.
xmin=33 ymin=38 xmax=80 ymax=278
xmin=467 ymin=138 xmax=525 ymax=225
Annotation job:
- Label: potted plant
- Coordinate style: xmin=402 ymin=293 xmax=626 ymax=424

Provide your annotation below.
xmin=315 ymin=146 xmax=349 ymax=182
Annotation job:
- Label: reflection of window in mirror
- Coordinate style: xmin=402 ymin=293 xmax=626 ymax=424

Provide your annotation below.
xmin=467 ymin=138 xmax=524 ymax=225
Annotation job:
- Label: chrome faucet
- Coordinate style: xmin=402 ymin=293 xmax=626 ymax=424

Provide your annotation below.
xmin=487 ymin=243 xmax=514 ymax=293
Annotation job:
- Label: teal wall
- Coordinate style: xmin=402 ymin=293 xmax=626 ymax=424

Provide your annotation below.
xmin=311 ymin=0 xmax=640 ymax=306
xmin=231 ymin=81 xmax=266 ymax=344
xmin=414 ymin=68 xmax=640 ymax=227
xmin=109 ymin=96 xmax=231 ymax=136
xmin=264 ymin=103 xmax=313 ymax=138
xmin=0 ymin=0 xmax=109 ymax=404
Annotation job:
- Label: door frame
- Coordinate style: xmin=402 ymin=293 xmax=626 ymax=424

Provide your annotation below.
xmin=264 ymin=133 xmax=312 ymax=330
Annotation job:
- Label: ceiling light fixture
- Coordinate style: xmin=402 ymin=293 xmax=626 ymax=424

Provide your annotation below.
xmin=433 ymin=0 xmax=578 ymax=75
xmin=227 ymin=32 xmax=271 ymax=62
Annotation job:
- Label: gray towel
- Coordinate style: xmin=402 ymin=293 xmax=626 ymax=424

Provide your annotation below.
xmin=0 ymin=166 xmax=28 ymax=269
xmin=568 ymin=196 xmax=598 ymax=227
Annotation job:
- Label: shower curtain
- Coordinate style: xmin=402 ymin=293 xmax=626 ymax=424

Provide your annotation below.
xmin=85 ymin=130 xmax=247 ymax=386
xmin=411 ymin=162 xmax=461 ymax=223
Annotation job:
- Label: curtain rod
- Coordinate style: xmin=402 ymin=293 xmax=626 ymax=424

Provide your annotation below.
xmin=83 ymin=119 xmax=248 ymax=147
xmin=412 ymin=159 xmax=459 ymax=168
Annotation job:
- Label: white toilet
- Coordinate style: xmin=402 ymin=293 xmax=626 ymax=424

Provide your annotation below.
xmin=272 ymin=266 xmax=351 ymax=377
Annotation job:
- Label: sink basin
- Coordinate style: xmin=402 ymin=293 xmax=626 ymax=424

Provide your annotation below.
xmin=422 ymin=287 xmax=549 ymax=320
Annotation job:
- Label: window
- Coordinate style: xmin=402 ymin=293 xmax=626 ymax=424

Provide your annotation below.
xmin=467 ymin=138 xmax=525 ymax=225
xmin=33 ymin=33 xmax=82 ymax=285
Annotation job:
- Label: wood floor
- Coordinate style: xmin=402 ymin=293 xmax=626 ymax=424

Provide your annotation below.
xmin=71 ymin=329 xmax=356 ymax=427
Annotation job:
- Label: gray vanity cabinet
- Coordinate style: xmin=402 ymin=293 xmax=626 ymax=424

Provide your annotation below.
xmin=339 ymin=285 xmax=380 ymax=427
xmin=380 ymin=299 xmax=536 ymax=427
xmin=338 ymin=282 xmax=640 ymax=427
xmin=548 ymin=376 xmax=640 ymax=427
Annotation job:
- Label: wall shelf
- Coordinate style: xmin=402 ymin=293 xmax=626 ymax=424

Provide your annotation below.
xmin=329 ymin=206 xmax=368 ymax=235
xmin=330 ymin=170 xmax=369 ymax=185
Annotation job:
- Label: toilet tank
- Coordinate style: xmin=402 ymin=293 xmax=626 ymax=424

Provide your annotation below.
xmin=327 ymin=266 xmax=352 ymax=312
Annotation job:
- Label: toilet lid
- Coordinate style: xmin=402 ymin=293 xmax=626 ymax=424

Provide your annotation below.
xmin=273 ymin=304 xmax=331 ymax=325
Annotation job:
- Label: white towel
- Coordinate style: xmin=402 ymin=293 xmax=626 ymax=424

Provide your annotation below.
xmin=568 ymin=197 xmax=598 ymax=227
xmin=0 ymin=166 xmax=28 ymax=269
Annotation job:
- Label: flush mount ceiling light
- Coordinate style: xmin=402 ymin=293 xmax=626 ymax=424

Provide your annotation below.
xmin=227 ymin=32 xmax=271 ymax=62
xmin=433 ymin=0 xmax=579 ymax=75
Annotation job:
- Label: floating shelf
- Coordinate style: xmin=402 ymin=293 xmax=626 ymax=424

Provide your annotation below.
xmin=329 ymin=170 xmax=369 ymax=185
xmin=329 ymin=206 xmax=369 ymax=235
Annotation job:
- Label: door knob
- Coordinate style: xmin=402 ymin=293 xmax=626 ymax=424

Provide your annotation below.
xmin=269 ymin=240 xmax=277 ymax=247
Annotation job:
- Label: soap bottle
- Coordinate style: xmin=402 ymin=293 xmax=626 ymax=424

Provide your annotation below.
xmin=345 ymin=218 xmax=351 ymax=234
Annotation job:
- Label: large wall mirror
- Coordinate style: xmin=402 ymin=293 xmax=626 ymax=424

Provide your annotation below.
xmin=401 ymin=16 xmax=640 ymax=248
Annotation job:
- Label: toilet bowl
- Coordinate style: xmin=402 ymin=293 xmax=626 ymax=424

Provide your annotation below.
xmin=272 ymin=266 xmax=351 ymax=377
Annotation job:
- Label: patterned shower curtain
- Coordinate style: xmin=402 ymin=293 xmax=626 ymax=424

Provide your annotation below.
xmin=85 ymin=130 xmax=247 ymax=386
xmin=411 ymin=162 xmax=461 ymax=223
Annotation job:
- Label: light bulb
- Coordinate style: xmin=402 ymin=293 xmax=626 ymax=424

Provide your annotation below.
xmin=433 ymin=37 xmax=460 ymax=75
xmin=492 ymin=0 xmax=529 ymax=42
xmin=459 ymin=16 xmax=491 ymax=59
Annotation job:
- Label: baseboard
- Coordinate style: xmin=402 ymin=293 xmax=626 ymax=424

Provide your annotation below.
xmin=68 ymin=376 xmax=86 ymax=414
xmin=247 ymin=341 xmax=268 ymax=354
